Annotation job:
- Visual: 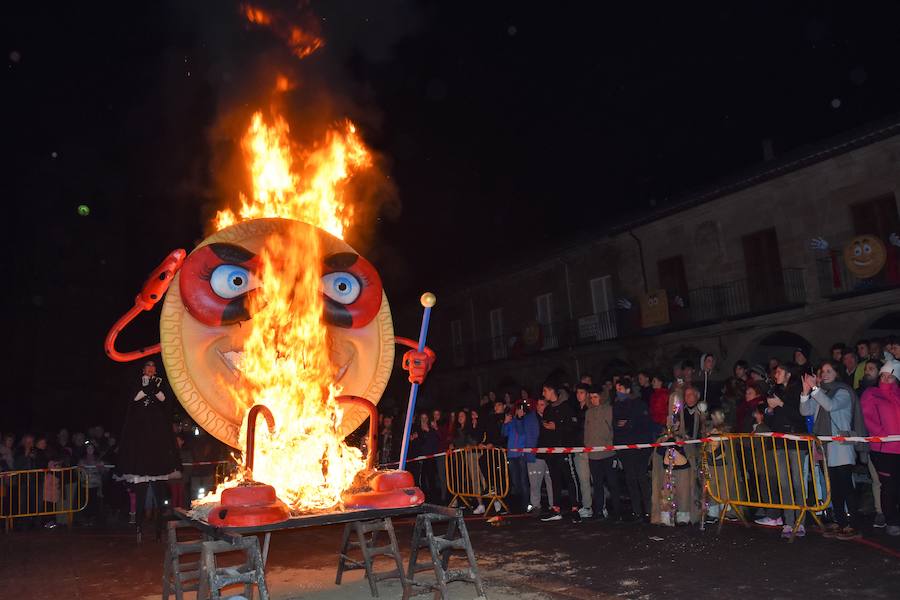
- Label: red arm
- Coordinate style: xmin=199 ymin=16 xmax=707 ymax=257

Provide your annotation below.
xmin=396 ymin=336 xmax=436 ymax=384
xmin=104 ymin=249 xmax=187 ymax=362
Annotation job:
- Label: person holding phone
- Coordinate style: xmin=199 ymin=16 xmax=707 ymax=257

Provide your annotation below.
xmin=503 ymin=401 xmax=539 ymax=513
xmin=539 ymin=383 xmax=581 ymax=522
xmin=800 ymin=361 xmax=861 ymax=539
xmin=765 ymin=363 xmax=808 ymax=538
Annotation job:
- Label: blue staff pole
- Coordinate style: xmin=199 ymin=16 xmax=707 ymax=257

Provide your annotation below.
xmin=398 ymin=292 xmax=436 ymax=471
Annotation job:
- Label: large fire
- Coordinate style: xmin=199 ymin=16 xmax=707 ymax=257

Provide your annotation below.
xmin=211 ymin=109 xmax=373 ymax=511
xmin=215 ymin=112 xmax=369 ymax=239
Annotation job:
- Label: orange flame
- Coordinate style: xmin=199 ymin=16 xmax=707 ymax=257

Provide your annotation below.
xmin=215 ymin=112 xmax=370 ymax=239
xmin=241 ymin=3 xmax=324 ymax=61
xmin=209 ymin=110 xmax=373 ymax=510
xmin=287 ymin=26 xmax=325 ymax=59
xmin=275 ymin=74 xmax=292 ymax=92
xmin=242 ymin=5 xmax=271 ymax=25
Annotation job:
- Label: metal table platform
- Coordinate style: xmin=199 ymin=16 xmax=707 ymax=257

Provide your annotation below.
xmin=174 ymin=504 xmax=432 ymax=542
xmin=168 ymin=504 xmax=483 ymax=599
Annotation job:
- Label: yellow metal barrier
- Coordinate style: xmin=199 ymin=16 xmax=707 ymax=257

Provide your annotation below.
xmin=1 ymin=466 xmax=89 ymax=532
xmin=703 ymin=434 xmax=831 ymax=541
xmin=445 ymin=446 xmax=509 ymax=517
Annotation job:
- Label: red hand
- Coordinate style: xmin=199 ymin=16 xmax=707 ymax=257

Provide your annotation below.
xmin=137 ymin=249 xmax=187 ymax=309
xmin=402 ymin=347 xmax=436 ymax=384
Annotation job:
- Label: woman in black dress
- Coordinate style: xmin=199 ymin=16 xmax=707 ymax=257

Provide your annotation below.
xmin=115 ymin=360 xmax=181 ymax=540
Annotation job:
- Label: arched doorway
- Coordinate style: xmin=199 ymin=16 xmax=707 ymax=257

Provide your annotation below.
xmin=859 ymin=311 xmax=900 ymax=341
xmin=543 ymin=365 xmax=571 ymax=388
xmin=749 ymin=330 xmax=813 ymax=367
xmin=602 ymin=358 xmax=634 ymax=378
xmin=493 ymin=375 xmax=521 ymax=403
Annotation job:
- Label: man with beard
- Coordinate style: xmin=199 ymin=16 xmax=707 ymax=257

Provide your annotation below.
xmin=842 ymin=352 xmax=866 ymax=390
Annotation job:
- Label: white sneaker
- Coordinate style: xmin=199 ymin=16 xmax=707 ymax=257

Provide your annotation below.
xmin=494 ymin=500 xmax=502 ymax=512
xmin=754 ymin=516 xmax=783 ymax=527
xmin=577 ymin=507 xmax=593 ymax=519
xmin=795 ymin=524 xmax=806 ymax=537
xmin=525 ymin=504 xmax=535 ymax=514
xmin=473 ymin=504 xmax=486 ymax=515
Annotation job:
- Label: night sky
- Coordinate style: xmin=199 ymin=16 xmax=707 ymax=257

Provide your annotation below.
xmin=5 ymin=1 xmax=900 ymax=433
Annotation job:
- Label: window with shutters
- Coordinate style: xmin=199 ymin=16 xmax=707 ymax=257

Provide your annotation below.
xmin=850 ymin=194 xmax=899 ymax=242
xmin=589 ymin=276 xmax=617 ymax=340
xmin=535 ymin=293 xmax=557 ymax=349
xmin=657 ymin=256 xmax=688 ymax=301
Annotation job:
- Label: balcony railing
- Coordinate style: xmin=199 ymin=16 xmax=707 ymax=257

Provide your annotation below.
xmin=816 ymin=256 xmax=900 ymax=298
xmin=446 ymin=269 xmax=806 ymax=368
xmin=684 ymin=268 xmax=806 ymax=324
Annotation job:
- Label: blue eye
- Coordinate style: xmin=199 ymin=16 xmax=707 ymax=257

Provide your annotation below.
xmin=210 ymin=265 xmax=256 ymax=299
xmin=322 ymin=272 xmax=360 ymax=304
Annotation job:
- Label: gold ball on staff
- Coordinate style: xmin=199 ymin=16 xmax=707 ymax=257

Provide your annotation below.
xmin=420 ymin=292 xmax=437 ymax=308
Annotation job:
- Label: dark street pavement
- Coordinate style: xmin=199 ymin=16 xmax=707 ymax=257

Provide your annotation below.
xmin=2 ymin=513 xmax=899 ymax=599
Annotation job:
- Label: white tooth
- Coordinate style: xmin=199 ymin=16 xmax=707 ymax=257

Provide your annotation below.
xmin=216 ymin=349 xmax=243 ymax=376
xmin=335 ymin=361 xmax=350 ymax=382
xmin=225 ymin=351 xmax=244 ymax=370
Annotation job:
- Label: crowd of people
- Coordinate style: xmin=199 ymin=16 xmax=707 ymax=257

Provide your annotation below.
xmin=388 ymin=335 xmax=900 ymax=541
xmin=0 ymin=421 xmax=214 ymax=529
xmin=5 ymin=337 xmax=899 ymax=546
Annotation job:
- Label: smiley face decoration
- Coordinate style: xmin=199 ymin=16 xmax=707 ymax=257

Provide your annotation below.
xmin=105 ymin=107 xmax=438 ymax=511
xmin=160 ymin=218 xmax=396 ymax=448
xmin=842 ymin=234 xmax=887 ymax=279
xmin=640 ymin=289 xmax=670 ymax=328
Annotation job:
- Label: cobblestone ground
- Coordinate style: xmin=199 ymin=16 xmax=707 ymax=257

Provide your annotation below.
xmin=1 ymin=513 xmax=899 ymax=599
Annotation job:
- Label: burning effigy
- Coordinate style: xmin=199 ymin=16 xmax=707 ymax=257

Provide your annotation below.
xmin=105 ymin=104 xmax=434 ymax=526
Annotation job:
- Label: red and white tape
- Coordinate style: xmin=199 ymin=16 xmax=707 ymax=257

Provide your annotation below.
xmin=379 ymin=433 xmax=900 ymax=466
xmin=92 ymin=434 xmax=900 ymax=471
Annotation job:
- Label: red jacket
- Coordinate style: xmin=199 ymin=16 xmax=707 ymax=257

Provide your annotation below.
xmin=649 ymin=388 xmax=669 ymax=427
xmin=861 ymin=382 xmax=900 ymax=454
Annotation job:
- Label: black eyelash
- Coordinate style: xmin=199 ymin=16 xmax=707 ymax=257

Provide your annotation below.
xmin=198 ymin=263 xmax=215 ymax=281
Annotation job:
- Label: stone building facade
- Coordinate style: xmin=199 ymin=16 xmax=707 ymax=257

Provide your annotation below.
xmin=415 ymin=121 xmax=900 ymax=407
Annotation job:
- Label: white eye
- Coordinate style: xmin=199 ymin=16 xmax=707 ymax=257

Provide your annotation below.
xmin=210 ymin=265 xmax=256 ymax=299
xmin=863 ymin=243 xmax=872 ymax=254
xmin=853 ymin=245 xmax=862 ymax=256
xmin=322 ymin=272 xmax=360 ymax=304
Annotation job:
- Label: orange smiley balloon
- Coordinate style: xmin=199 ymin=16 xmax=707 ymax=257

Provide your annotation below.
xmin=843 ymin=234 xmax=886 ymax=279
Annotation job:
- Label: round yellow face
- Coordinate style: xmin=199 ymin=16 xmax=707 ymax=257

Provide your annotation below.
xmin=160 ymin=218 xmax=394 ymax=448
xmin=843 ymin=234 xmax=886 ymax=279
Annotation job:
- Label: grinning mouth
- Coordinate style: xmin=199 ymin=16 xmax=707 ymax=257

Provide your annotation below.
xmin=216 ymin=348 xmax=352 ymax=382
xmin=216 ymin=348 xmax=244 ymax=377
xmin=852 ymin=259 xmax=872 ymax=267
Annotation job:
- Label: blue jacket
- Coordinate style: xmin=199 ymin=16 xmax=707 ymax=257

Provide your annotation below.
xmin=503 ymin=411 xmax=539 ymax=462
